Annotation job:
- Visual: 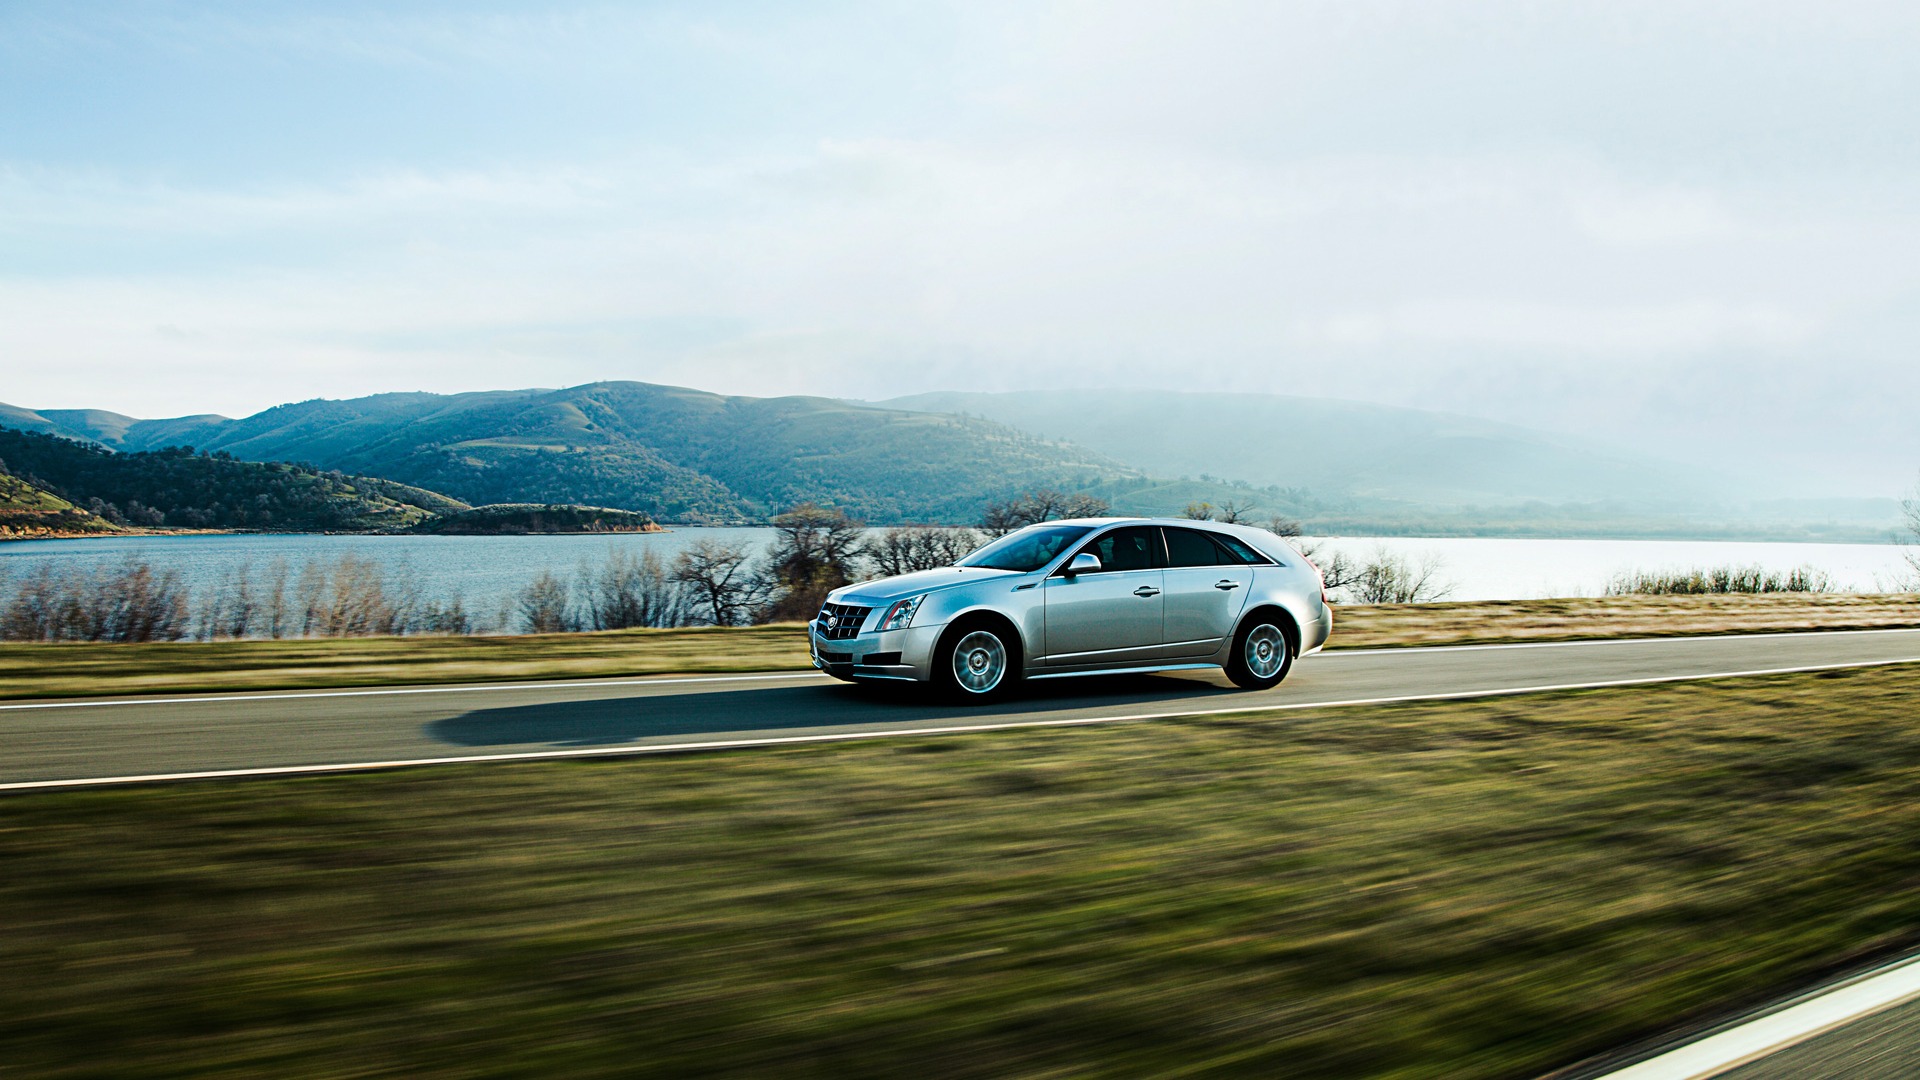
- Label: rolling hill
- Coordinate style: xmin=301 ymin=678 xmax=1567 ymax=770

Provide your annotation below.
xmin=0 ymin=383 xmax=1140 ymax=524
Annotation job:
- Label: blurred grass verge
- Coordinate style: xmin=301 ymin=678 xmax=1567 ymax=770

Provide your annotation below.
xmin=6 ymin=665 xmax=1920 ymax=1077
xmin=1 ymin=592 xmax=1917 ymax=700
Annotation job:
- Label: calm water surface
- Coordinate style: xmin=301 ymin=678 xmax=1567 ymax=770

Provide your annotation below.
xmin=0 ymin=530 xmax=1911 ymax=612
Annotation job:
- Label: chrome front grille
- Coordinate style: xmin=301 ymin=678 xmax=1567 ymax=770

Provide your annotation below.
xmin=816 ymin=602 xmax=871 ymax=641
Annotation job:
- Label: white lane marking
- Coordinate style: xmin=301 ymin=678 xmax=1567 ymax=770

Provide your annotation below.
xmin=1596 ymin=953 xmax=1920 ymax=1079
xmin=4 ymin=655 xmax=1917 ymax=792
xmin=1327 ymin=624 xmax=1920 ymax=658
xmin=0 ymin=672 xmax=827 ymax=711
xmin=6 ymin=626 xmax=1919 ymax=713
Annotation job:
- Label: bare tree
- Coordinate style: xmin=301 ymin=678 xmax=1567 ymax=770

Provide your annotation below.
xmin=518 ymin=571 xmax=575 ymax=633
xmin=581 ymin=548 xmax=686 ymax=629
xmin=1903 ymin=477 xmax=1920 ymax=590
xmin=865 ymin=526 xmax=982 ymax=577
xmin=762 ymin=504 xmax=866 ymax=622
xmin=1216 ymin=498 xmax=1257 ymax=524
xmin=1182 ymin=501 xmax=1214 ymax=520
xmin=980 ymin=490 xmax=1110 ymax=536
xmin=672 ymin=538 xmax=765 ymax=626
xmin=1343 ymin=549 xmax=1452 ymax=604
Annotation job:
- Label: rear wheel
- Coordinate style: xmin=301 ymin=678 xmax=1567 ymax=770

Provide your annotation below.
xmin=1226 ymin=616 xmax=1294 ymax=690
xmin=934 ymin=623 xmax=1019 ymax=702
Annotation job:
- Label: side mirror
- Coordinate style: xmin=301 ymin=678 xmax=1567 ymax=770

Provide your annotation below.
xmin=1065 ymin=553 xmax=1101 ymax=576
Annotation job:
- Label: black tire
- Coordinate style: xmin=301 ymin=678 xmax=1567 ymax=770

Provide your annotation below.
xmin=932 ymin=621 xmax=1020 ymax=703
xmin=1225 ymin=614 xmax=1294 ymax=690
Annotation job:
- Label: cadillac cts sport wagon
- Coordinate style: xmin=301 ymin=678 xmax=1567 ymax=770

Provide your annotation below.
xmin=810 ymin=518 xmax=1333 ymax=700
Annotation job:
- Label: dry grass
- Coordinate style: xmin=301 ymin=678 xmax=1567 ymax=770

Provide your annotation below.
xmin=6 ymin=666 xmax=1920 ymax=1077
xmin=0 ymin=624 xmax=814 ymax=700
xmin=1328 ymin=592 xmax=1920 ymax=650
xmin=1 ymin=594 xmax=1916 ymax=701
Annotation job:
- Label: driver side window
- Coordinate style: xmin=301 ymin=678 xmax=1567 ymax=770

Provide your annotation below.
xmin=1073 ymin=526 xmax=1161 ymax=574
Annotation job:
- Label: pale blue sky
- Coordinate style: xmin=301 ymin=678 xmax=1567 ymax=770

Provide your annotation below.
xmin=4 ymin=1 xmax=1919 ymax=492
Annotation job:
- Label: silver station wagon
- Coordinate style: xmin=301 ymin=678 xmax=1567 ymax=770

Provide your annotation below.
xmin=811 ymin=517 xmax=1333 ymax=700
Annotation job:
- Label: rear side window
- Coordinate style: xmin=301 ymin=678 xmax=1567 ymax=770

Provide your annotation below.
xmin=1163 ymin=526 xmax=1275 ymax=567
xmin=1163 ymin=527 xmax=1228 ymax=568
xmin=1214 ymin=534 xmax=1275 ymax=565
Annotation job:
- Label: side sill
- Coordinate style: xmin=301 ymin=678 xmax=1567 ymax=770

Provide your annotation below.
xmin=1026 ymin=663 xmax=1221 ymax=682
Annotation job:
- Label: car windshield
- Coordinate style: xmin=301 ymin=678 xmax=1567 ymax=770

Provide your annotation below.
xmin=956 ymin=524 xmax=1096 ymax=573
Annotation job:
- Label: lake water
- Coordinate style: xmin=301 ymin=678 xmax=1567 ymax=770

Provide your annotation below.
xmin=1 ymin=530 xmax=1913 ymax=621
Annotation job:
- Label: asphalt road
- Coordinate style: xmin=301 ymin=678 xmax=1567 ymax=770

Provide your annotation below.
xmin=6 ymin=627 xmax=1920 ymax=788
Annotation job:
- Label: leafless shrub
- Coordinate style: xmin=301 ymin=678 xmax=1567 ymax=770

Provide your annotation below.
xmin=417 ymin=597 xmax=474 ymax=635
xmin=197 ymin=561 xmax=258 ymax=640
xmin=0 ymin=559 xmax=190 ymax=642
xmin=672 ymin=538 xmax=765 ymax=626
xmin=1182 ymin=501 xmax=1214 ymax=520
xmin=1901 ymin=478 xmax=1920 ymax=590
xmin=1325 ymin=549 xmax=1452 ymax=604
xmin=257 ymin=560 xmax=292 ymax=639
xmin=581 ymin=548 xmax=686 ymax=629
xmin=1259 ymin=519 xmax=1361 ymax=595
xmin=864 ymin=526 xmax=982 ymax=577
xmin=518 ymin=571 xmax=576 ymax=633
xmin=1606 ymin=565 xmax=1833 ymax=596
xmin=300 ymin=555 xmax=419 ymax=636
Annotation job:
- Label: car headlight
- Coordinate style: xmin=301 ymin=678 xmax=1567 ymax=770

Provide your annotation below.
xmin=877 ymin=594 xmax=925 ymax=631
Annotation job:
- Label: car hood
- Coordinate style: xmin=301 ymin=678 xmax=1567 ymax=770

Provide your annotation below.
xmin=832 ymin=566 xmax=1018 ymax=606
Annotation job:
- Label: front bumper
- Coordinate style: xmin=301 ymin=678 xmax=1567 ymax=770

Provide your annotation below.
xmin=809 ymin=620 xmax=943 ymax=682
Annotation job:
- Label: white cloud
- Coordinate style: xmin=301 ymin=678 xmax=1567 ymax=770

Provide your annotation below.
xmin=5 ymin=1 xmax=1920 ymax=493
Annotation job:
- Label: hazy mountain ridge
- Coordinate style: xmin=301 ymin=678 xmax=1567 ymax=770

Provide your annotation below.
xmin=4 ymin=382 xmax=1898 ymax=539
xmin=877 ymin=389 xmax=1729 ymax=508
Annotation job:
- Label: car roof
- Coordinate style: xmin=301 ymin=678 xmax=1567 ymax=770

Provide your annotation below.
xmin=1045 ymin=516 xmax=1247 ymax=529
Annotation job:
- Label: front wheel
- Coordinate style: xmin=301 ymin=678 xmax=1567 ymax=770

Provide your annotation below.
xmin=933 ymin=624 xmax=1019 ymax=703
xmin=1225 ymin=617 xmax=1293 ymax=690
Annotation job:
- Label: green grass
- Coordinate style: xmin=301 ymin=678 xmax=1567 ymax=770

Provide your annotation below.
xmin=7 ymin=666 xmax=1920 ymax=1077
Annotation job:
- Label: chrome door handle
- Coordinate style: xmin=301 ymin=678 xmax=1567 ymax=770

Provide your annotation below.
xmin=1215 ymin=580 xmax=1241 ymax=591
xmin=1133 ymin=586 xmax=1160 ymax=597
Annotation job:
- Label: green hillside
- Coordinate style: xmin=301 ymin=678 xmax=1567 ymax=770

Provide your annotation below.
xmin=0 ymin=428 xmax=466 ymax=532
xmin=412 ymin=503 xmax=661 ymax=535
xmin=13 ymin=383 xmax=1139 ymax=524
xmin=0 ymin=471 xmax=121 ymax=538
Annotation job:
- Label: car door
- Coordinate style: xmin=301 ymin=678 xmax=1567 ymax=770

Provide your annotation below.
xmin=1159 ymin=526 xmax=1254 ymax=658
xmin=1041 ymin=525 xmax=1164 ymax=666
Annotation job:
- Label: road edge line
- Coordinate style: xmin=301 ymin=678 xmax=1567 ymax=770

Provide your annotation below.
xmin=1591 ymin=953 xmax=1920 ymax=1079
